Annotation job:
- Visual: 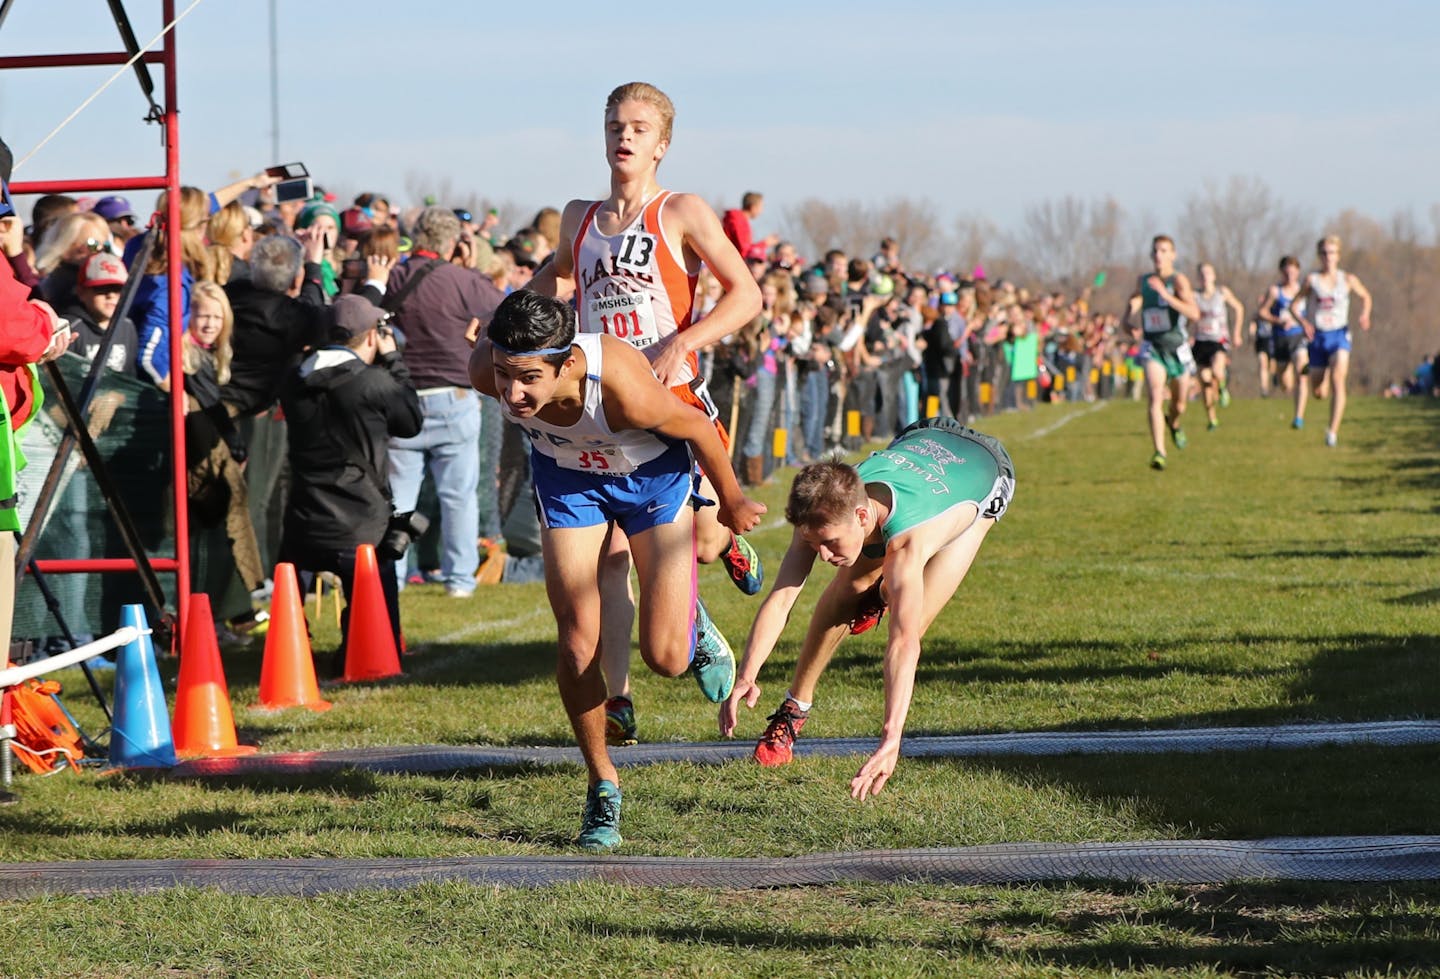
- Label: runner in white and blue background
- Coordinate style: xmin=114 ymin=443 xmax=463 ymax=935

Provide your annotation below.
xmin=1190 ymin=262 xmax=1245 ymax=432
xmin=1257 ymin=255 xmax=1309 ymax=427
xmin=1290 ymin=235 xmax=1374 ymax=447
xmin=468 ymin=290 xmax=765 ymax=852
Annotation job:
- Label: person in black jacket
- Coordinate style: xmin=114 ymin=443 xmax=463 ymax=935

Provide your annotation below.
xmin=278 ymin=295 xmax=421 ymax=666
xmin=221 ymin=232 xmax=329 ymax=574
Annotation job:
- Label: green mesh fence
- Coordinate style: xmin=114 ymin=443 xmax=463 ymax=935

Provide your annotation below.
xmin=12 ymin=351 xmax=176 ymax=644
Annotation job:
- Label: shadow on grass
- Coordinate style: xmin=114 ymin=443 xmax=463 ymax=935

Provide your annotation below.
xmin=967 ymin=881 xmax=1440 ymax=975
xmin=938 ymin=742 xmax=1439 ymax=839
xmin=609 ymin=880 xmax=1439 ymax=974
xmin=884 ymin=632 xmax=1439 ymax=726
xmin=402 ymin=640 xmax=554 ymax=688
xmin=1390 ymin=587 xmax=1440 ymax=606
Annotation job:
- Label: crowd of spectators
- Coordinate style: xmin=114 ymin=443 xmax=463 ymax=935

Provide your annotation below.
xmin=5 ymin=176 xmax=1160 ymax=656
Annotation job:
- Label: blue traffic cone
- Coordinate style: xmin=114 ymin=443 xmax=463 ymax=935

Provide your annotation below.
xmin=108 ymin=604 xmax=177 ymax=769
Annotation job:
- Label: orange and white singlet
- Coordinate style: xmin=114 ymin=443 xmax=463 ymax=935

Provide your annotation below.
xmin=572 ymin=190 xmax=700 ymax=385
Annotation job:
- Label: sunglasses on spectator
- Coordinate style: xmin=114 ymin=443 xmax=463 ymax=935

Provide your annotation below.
xmin=93 ymin=285 xmax=123 ymax=295
xmin=85 ymin=238 xmax=118 ymax=255
xmin=114 ymin=215 xmax=136 ymax=227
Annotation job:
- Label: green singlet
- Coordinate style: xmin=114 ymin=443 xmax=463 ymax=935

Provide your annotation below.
xmin=1139 ymin=274 xmax=1191 ymax=378
xmin=857 ymin=418 xmax=1015 ymax=558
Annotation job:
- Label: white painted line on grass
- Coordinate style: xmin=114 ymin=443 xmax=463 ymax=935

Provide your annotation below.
xmin=1021 ymin=401 xmax=1109 ymax=441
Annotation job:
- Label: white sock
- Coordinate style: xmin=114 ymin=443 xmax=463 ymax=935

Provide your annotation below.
xmin=786 ymin=691 xmax=812 ymax=713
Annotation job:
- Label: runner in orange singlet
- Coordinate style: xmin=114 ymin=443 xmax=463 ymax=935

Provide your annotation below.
xmin=529 ymin=82 xmax=764 ymax=746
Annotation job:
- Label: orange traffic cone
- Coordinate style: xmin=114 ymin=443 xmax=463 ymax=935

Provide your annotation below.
xmin=172 ymin=594 xmax=257 ymax=758
xmin=255 ymin=563 xmax=331 ymax=711
xmin=342 ymin=544 xmax=402 ymax=682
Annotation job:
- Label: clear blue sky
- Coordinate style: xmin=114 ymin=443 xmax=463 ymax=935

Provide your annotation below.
xmin=1 ymin=0 xmax=1436 ymax=239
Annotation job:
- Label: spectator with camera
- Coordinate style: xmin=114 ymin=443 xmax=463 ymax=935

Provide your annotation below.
xmin=383 ymin=206 xmax=503 ymax=598
xmin=278 ymin=295 xmax=421 ymax=667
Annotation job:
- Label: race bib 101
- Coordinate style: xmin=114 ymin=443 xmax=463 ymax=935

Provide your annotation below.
xmin=588 ymin=292 xmax=657 ymax=349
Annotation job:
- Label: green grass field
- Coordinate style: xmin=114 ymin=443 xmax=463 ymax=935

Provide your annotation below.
xmin=2 ymin=393 xmax=1437 ymax=977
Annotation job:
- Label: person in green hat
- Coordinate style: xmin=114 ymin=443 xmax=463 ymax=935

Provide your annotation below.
xmin=294 ymin=201 xmax=342 ymax=298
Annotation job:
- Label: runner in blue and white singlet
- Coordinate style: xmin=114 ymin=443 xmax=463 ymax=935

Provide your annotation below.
xmin=1291 ymin=236 xmax=1374 ymax=446
xmin=1256 ymin=255 xmax=1308 ymax=427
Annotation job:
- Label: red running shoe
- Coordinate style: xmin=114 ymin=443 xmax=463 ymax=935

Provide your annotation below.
xmin=721 ymin=533 xmax=763 ymax=596
xmin=754 ymin=698 xmax=808 ymax=767
xmin=849 ymin=578 xmax=887 ymax=635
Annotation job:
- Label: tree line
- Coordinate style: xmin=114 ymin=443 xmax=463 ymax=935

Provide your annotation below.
xmin=782 ymin=176 xmax=1440 ymax=395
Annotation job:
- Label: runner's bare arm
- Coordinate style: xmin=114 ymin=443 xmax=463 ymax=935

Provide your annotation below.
xmin=850 ymin=535 xmax=927 ymax=800
xmin=600 ymin=337 xmax=765 ymax=536
xmin=1223 ymin=286 xmax=1245 ymax=346
xmin=720 ymin=532 xmax=819 ymax=738
xmin=1166 ymin=273 xmax=1202 ymax=324
xmin=1123 ymin=286 xmax=1142 ymax=333
xmin=1348 ymin=274 xmax=1373 ymax=330
xmin=1256 ymin=285 xmax=1280 ymax=325
xmin=1290 ymin=280 xmax=1316 ymax=338
xmin=526 ymin=199 xmax=587 ymax=301
xmin=647 ymin=193 xmax=762 ymax=386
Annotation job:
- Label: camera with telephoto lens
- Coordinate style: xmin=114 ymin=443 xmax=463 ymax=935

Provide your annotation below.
xmin=378 ymin=510 xmax=429 ymax=561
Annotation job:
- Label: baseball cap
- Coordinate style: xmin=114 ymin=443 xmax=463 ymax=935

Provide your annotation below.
xmin=804 ymin=274 xmax=829 ymax=297
xmin=80 ymin=252 xmax=127 ymax=289
xmin=92 ymin=196 xmax=135 ymax=222
xmin=329 ymin=294 xmax=385 ymax=340
xmin=341 ymin=206 xmax=373 ymax=238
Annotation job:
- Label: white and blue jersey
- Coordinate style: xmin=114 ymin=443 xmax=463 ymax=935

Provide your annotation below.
xmin=1306 ymin=271 xmax=1353 ymax=369
xmin=500 ymin=333 xmax=693 ymax=532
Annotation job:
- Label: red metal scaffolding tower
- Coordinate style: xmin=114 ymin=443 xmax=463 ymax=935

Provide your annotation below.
xmin=1 ymin=0 xmax=192 ymax=639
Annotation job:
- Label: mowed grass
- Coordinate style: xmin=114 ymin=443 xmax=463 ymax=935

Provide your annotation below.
xmin=4 ymin=394 xmax=1438 ymax=977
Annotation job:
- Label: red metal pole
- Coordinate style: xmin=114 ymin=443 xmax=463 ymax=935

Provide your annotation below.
xmin=0 ymin=52 xmax=166 ymax=70
xmin=162 ymin=0 xmax=190 ymax=642
xmin=10 ymin=176 xmax=169 ymax=196
xmin=33 ymin=559 xmax=182 ymax=575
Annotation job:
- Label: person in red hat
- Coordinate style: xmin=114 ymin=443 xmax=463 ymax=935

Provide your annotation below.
xmin=62 ymin=252 xmax=139 ymax=375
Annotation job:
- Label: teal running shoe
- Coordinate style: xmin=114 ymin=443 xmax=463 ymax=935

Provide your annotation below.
xmin=690 ymin=599 xmax=736 ymax=703
xmin=721 ymin=533 xmax=763 ymax=596
xmin=577 ymin=780 xmax=622 ymax=852
xmin=605 ymin=696 xmax=637 ymax=746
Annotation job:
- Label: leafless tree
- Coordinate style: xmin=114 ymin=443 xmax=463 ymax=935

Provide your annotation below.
xmin=1177 ymin=175 xmax=1312 ymax=278
xmin=1005 ymin=195 xmax=1134 ymax=288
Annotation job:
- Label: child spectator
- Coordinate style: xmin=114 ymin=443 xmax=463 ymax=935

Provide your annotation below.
xmin=182 ymin=281 xmax=266 ymax=624
xmin=61 ymin=252 xmax=139 ymax=376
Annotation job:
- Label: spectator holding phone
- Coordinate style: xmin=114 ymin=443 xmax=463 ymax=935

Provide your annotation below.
xmin=295 ymin=201 xmax=342 ymax=299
